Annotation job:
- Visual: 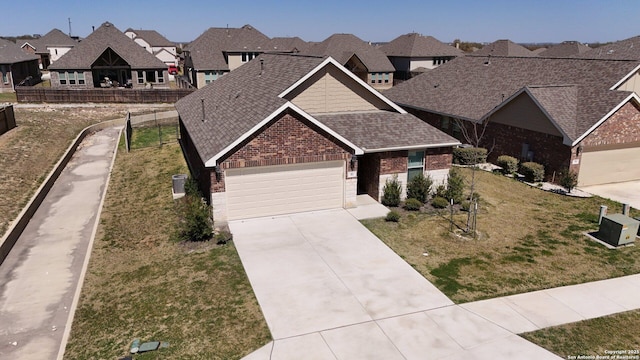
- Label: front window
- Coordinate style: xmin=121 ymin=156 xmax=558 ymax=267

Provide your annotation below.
xmin=384 ymin=73 xmax=389 ymax=83
xmin=407 ymin=150 xmax=425 ymax=181
xmin=59 ymin=71 xmax=67 ymax=85
xmin=157 ymin=71 xmax=164 ymax=83
xmin=137 ymin=71 xmax=144 ymax=84
xmin=77 ymin=72 xmax=85 ymax=85
xmin=146 ymin=70 xmax=156 ymax=82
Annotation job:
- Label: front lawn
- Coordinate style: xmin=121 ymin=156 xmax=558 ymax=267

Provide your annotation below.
xmin=363 ymin=168 xmax=639 ymax=303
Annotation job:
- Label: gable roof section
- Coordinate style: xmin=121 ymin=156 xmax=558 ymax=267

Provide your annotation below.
xmin=384 ymin=56 xmax=639 ymax=144
xmin=380 ymin=33 xmax=463 ymax=58
xmin=49 ymin=22 xmax=166 ymax=70
xmin=21 ymin=29 xmax=76 ymax=53
xmin=126 ymin=29 xmax=173 ymax=47
xmin=538 ymin=41 xmax=591 ymax=58
xmin=177 ymin=53 xmax=455 ymax=167
xmin=187 ymin=24 xmax=271 ymax=71
xmin=301 ymin=33 xmax=395 ymax=72
xmin=577 ymin=35 xmax=640 ymax=60
xmin=268 ymin=37 xmax=308 ymax=53
xmin=473 ymin=39 xmax=536 ymax=57
xmin=0 ymin=38 xmax=39 ymax=64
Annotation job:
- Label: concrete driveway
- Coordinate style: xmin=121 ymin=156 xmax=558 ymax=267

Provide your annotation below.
xmin=580 ymin=180 xmax=640 ymax=211
xmin=230 ymin=209 xmax=561 ymax=359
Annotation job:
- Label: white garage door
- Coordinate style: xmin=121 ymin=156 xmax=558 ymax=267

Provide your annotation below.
xmin=578 ymin=147 xmax=640 ymax=186
xmin=225 ymin=160 xmax=345 ymax=220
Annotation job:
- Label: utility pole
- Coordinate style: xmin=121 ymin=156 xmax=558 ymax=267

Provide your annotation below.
xmin=68 ymin=18 xmax=72 ymax=37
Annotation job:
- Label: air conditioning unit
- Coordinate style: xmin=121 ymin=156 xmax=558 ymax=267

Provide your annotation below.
xmin=172 ymin=174 xmax=188 ymax=199
xmin=597 ymin=214 xmax=639 ymax=247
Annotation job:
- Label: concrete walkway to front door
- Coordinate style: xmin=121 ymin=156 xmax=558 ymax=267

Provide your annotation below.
xmin=230 ymin=209 xmax=562 ymax=359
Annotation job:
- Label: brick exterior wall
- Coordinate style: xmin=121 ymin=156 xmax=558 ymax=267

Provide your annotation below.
xmin=425 ymin=147 xmax=453 ymax=170
xmin=580 ymin=101 xmax=640 ymax=148
xmin=211 ymin=111 xmax=352 ymax=193
xmin=379 ymin=151 xmax=408 ymax=174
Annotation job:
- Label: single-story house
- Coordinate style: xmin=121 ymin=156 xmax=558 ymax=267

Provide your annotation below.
xmin=49 ymin=22 xmax=168 ymax=88
xmin=20 ymin=28 xmax=77 ymax=69
xmin=301 ymin=33 xmax=396 ymax=90
xmin=0 ymin=38 xmax=40 ymax=92
xmin=379 ymin=33 xmax=464 ymax=80
xmin=384 ymin=55 xmax=640 ymax=187
xmin=176 ymin=53 xmax=459 ymax=222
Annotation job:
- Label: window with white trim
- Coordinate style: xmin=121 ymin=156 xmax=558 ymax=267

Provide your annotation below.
xmin=59 ymin=71 xmax=67 ymax=85
xmin=204 ymin=71 xmax=224 ymax=84
xmin=137 ymin=71 xmax=144 ymax=84
xmin=407 ymin=150 xmax=425 ymax=181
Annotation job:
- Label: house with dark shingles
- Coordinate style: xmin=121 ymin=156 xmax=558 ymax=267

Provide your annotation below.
xmin=538 ymin=41 xmax=591 ymax=58
xmin=473 ymin=39 xmax=536 ymax=57
xmin=379 ymin=33 xmax=464 ymax=80
xmin=0 ymin=38 xmax=40 ymax=92
xmin=124 ymin=28 xmax=177 ymax=67
xmin=301 ymin=33 xmax=396 ymax=90
xmin=576 ymin=35 xmax=640 ymax=60
xmin=20 ymin=29 xmax=77 ymax=69
xmin=183 ymin=25 xmax=273 ymax=88
xmin=384 ymin=55 xmax=640 ymax=187
xmin=49 ymin=22 xmax=168 ymax=88
xmin=176 ymin=53 xmax=459 ymax=222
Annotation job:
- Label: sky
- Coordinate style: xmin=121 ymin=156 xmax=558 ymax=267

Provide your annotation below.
xmin=1 ymin=0 xmax=638 ymax=44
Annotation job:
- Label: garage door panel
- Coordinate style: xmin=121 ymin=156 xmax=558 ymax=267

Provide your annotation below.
xmin=579 ymin=147 xmax=640 ymax=186
xmin=225 ymin=161 xmax=345 ymax=220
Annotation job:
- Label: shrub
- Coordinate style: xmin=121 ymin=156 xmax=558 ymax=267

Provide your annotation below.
xmin=496 ymin=155 xmax=518 ymax=175
xmin=453 ymin=147 xmax=488 ymax=165
xmin=435 ymin=184 xmax=447 ymax=198
xmin=175 ymin=194 xmax=213 ymax=242
xmin=520 ymin=162 xmax=545 ymax=182
xmin=381 ymin=175 xmax=402 ymax=207
xmin=461 ymin=200 xmax=471 ymax=212
xmin=559 ymin=170 xmax=578 ymax=192
xmin=404 ymin=198 xmax=422 ymax=211
xmin=385 ymin=210 xmax=400 ymax=222
xmin=406 ymin=173 xmax=433 ymax=203
xmin=431 ymin=196 xmax=450 ymax=209
xmin=445 ymin=167 xmax=465 ymax=204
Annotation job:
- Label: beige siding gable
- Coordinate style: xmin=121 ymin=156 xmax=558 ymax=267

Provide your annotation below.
xmin=491 ymin=93 xmax=563 ymax=136
xmin=616 ymin=71 xmax=640 ymax=95
xmin=287 ymin=64 xmax=393 ymax=114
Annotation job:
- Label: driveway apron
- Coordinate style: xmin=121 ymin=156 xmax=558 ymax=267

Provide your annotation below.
xmin=0 ymin=127 xmax=119 ymax=360
xmin=231 ymin=210 xmax=562 ymax=359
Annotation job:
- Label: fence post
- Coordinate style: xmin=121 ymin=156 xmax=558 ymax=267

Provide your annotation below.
xmin=125 ymin=112 xmax=132 ymax=152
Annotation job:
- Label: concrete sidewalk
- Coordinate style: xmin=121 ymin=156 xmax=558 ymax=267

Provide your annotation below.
xmin=0 ymin=127 xmax=120 ymax=359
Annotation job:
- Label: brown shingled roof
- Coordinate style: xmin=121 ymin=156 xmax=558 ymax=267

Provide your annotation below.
xmin=538 ymin=41 xmax=591 ymax=58
xmin=577 ymin=35 xmax=640 ymax=60
xmin=379 ymin=33 xmax=463 ymax=58
xmin=384 ymin=56 xmax=639 ymax=144
xmin=126 ymin=29 xmax=174 ymax=47
xmin=473 ymin=39 xmax=536 ymax=57
xmin=49 ymin=22 xmax=166 ymax=70
xmin=268 ymin=37 xmax=309 ymax=53
xmin=301 ymin=33 xmax=395 ymax=72
xmin=0 ymin=38 xmax=39 ymax=64
xmin=22 ymin=28 xmax=77 ymax=54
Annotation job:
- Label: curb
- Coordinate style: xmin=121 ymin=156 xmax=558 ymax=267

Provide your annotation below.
xmin=0 ymin=118 xmax=124 ymax=265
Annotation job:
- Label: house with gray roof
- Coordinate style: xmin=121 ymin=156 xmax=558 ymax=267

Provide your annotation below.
xmin=576 ymin=35 xmax=640 ymax=60
xmin=384 ymin=56 xmax=640 ymax=187
xmin=125 ymin=28 xmax=177 ymax=67
xmin=538 ymin=41 xmax=591 ymax=58
xmin=0 ymin=38 xmax=40 ymax=92
xmin=473 ymin=39 xmax=536 ymax=57
xmin=20 ymin=28 xmax=77 ymax=69
xmin=300 ymin=33 xmax=396 ymax=90
xmin=379 ymin=33 xmax=464 ymax=80
xmin=176 ymin=53 xmax=459 ymax=222
xmin=49 ymin=22 xmax=168 ymax=88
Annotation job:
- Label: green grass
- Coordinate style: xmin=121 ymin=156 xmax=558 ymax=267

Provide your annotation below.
xmin=130 ymin=124 xmax=179 ymax=149
xmin=521 ymin=310 xmax=640 ymax=358
xmin=64 ymin=139 xmax=270 ymax=359
xmin=362 ymin=168 xmax=640 ymax=303
xmin=0 ymin=92 xmax=17 ymax=102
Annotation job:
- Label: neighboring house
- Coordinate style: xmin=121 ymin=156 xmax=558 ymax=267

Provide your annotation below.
xmin=0 ymin=38 xmax=40 ymax=92
xmin=20 ymin=29 xmax=77 ymax=69
xmin=301 ymin=34 xmax=396 ymax=90
xmin=176 ymin=53 xmax=459 ymax=222
xmin=182 ymin=24 xmax=272 ymax=88
xmin=473 ymin=39 xmax=536 ymax=57
xmin=384 ymin=55 xmax=640 ymax=187
xmin=268 ymin=36 xmax=308 ymax=53
xmin=576 ymin=35 xmax=640 ymax=60
xmin=124 ymin=28 xmax=177 ymax=67
xmin=379 ymin=33 xmax=464 ymax=80
xmin=538 ymin=41 xmax=591 ymax=58
xmin=49 ymin=22 xmax=168 ymax=88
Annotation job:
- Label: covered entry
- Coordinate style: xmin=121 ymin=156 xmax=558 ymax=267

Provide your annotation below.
xmin=225 ymin=160 xmax=345 ymax=220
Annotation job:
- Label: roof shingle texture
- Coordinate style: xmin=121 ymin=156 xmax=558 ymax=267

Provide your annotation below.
xmin=22 ymin=29 xmax=77 ymax=53
xmin=538 ymin=41 xmax=591 ymax=58
xmin=0 ymin=38 xmax=39 ymax=64
xmin=126 ymin=29 xmax=174 ymax=47
xmin=301 ymin=34 xmax=395 ymax=72
xmin=49 ymin=22 xmax=166 ymax=70
xmin=577 ymin=35 xmax=640 ymax=60
xmin=379 ymin=33 xmax=463 ymax=58
xmin=187 ymin=25 xmax=272 ymax=71
xmin=473 ymin=40 xmax=536 ymax=57
xmin=384 ymin=56 xmax=637 ymax=142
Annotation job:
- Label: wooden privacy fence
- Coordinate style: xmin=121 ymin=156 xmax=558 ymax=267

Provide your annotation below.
xmin=15 ymin=87 xmax=194 ymax=103
xmin=0 ymin=105 xmax=16 ymax=136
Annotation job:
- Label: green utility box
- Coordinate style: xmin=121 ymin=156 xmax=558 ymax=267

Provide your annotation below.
xmin=598 ymin=214 xmax=639 ymax=247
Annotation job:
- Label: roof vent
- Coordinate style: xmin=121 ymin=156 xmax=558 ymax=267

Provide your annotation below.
xmin=260 ymin=58 xmax=264 ymax=76
xmin=200 ymin=98 xmax=205 ymax=122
